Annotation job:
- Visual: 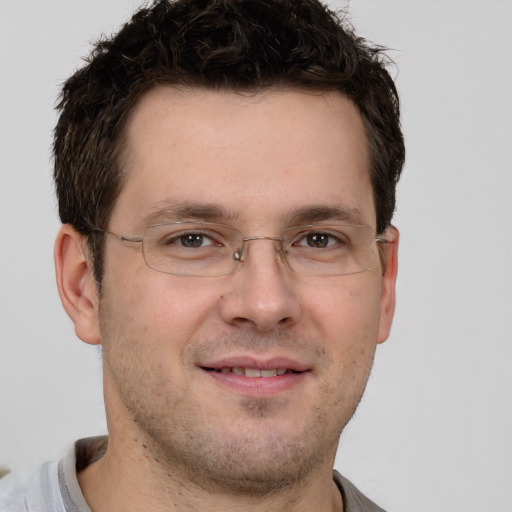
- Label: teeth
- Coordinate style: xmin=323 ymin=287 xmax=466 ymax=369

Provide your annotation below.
xmin=218 ymin=367 xmax=289 ymax=377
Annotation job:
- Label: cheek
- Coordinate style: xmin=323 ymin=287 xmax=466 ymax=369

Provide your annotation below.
xmin=103 ymin=268 xmax=222 ymax=351
xmin=307 ymin=274 xmax=382 ymax=341
xmin=305 ymin=275 xmax=382 ymax=389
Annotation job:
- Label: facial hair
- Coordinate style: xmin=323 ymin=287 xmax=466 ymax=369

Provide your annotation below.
xmin=100 ymin=308 xmax=375 ymax=495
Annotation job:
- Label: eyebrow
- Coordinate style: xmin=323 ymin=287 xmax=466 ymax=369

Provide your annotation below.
xmin=142 ymin=200 xmax=367 ymax=228
xmin=286 ymin=205 xmax=368 ymax=226
xmin=143 ymin=199 xmax=239 ymax=226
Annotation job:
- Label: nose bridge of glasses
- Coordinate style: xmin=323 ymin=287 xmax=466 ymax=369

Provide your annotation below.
xmin=234 ymin=235 xmax=286 ymax=263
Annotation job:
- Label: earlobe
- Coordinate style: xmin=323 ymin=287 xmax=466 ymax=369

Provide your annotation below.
xmin=377 ymin=226 xmax=399 ymax=344
xmin=54 ymin=225 xmax=101 ymax=345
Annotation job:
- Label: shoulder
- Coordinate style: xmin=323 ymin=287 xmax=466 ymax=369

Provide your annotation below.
xmin=334 ymin=471 xmax=387 ymax=512
xmin=0 ymin=461 xmax=66 ymax=512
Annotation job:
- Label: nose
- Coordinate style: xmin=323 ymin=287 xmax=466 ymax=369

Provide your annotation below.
xmin=219 ymin=238 xmax=302 ymax=332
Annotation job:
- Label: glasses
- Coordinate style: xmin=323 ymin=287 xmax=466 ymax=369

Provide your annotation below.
xmin=95 ymin=222 xmax=387 ymax=277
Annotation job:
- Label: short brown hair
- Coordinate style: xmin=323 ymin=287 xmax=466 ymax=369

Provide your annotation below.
xmin=54 ymin=0 xmax=405 ymax=283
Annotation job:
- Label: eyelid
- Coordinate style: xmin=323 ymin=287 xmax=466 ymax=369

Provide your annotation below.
xmin=163 ymin=229 xmax=215 ymax=241
xmin=290 ymin=229 xmax=346 ymax=246
xmin=154 ymin=225 xmax=233 ymax=248
xmin=146 ymin=222 xmax=371 ymax=240
xmin=283 ymin=224 xmax=358 ymax=236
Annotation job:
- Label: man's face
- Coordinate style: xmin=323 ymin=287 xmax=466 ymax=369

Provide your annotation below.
xmin=91 ymin=88 xmax=397 ymax=491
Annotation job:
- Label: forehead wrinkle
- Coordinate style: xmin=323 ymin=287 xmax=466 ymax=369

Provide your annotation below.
xmin=286 ymin=205 xmax=368 ymax=226
xmin=143 ymin=199 xmax=240 ymax=226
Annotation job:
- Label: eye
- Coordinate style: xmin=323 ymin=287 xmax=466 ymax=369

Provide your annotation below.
xmin=177 ymin=233 xmax=215 ymax=248
xmin=295 ymin=231 xmax=343 ymax=249
xmin=161 ymin=231 xmax=217 ymax=248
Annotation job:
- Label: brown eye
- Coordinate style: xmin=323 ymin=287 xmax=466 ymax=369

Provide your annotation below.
xmin=180 ymin=234 xmax=206 ymax=247
xmin=306 ymin=233 xmax=330 ymax=248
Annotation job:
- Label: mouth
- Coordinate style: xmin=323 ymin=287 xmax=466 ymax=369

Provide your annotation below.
xmin=202 ymin=367 xmax=302 ymax=377
xmin=199 ymin=358 xmax=310 ymax=396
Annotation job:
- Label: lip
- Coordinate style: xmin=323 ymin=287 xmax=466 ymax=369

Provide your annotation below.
xmin=199 ymin=356 xmax=311 ymax=397
xmin=201 ymin=356 xmax=310 ymax=372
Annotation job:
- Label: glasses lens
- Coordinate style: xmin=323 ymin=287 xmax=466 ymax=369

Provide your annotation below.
xmin=282 ymin=224 xmax=378 ymax=276
xmin=140 ymin=222 xmax=379 ymax=277
xmin=141 ymin=223 xmax=241 ymax=276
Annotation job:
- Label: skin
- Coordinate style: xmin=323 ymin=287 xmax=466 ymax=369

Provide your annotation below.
xmin=55 ymin=87 xmax=398 ymax=512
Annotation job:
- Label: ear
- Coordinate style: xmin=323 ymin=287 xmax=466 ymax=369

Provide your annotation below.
xmin=54 ymin=224 xmax=101 ymax=345
xmin=377 ymin=226 xmax=399 ymax=344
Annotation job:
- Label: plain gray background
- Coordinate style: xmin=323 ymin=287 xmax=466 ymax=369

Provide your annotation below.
xmin=1 ymin=1 xmax=511 ymax=511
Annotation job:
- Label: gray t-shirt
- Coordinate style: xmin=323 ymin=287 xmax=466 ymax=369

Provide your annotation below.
xmin=0 ymin=437 xmax=386 ymax=512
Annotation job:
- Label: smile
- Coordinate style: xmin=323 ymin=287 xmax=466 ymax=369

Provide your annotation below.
xmin=199 ymin=360 xmax=310 ymax=397
xmin=206 ymin=367 xmax=300 ymax=377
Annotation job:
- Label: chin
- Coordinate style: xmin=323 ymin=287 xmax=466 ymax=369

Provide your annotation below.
xmin=146 ymin=416 xmax=338 ymax=495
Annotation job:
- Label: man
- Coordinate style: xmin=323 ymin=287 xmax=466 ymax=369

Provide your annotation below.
xmin=0 ymin=0 xmax=404 ymax=510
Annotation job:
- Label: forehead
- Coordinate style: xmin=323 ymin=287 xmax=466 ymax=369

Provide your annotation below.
xmin=113 ymin=86 xmax=374 ymax=230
